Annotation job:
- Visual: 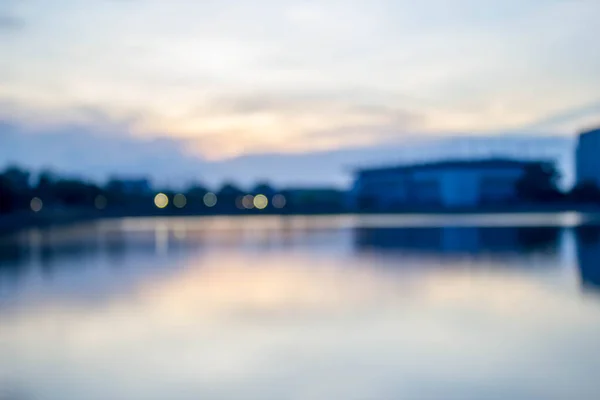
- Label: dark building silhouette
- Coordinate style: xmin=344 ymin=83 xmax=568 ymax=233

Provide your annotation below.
xmin=349 ymin=158 xmax=554 ymax=210
xmin=575 ymin=127 xmax=600 ymax=189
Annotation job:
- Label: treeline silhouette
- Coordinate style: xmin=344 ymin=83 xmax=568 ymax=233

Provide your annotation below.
xmin=0 ymin=166 xmax=346 ymax=219
xmin=2 ymin=163 xmax=600 ymax=223
xmin=508 ymin=163 xmax=600 ymax=204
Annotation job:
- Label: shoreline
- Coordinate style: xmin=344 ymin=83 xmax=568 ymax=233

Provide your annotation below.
xmin=3 ymin=205 xmax=600 ymax=237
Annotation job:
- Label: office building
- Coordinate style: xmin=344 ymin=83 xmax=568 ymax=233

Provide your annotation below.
xmin=350 ymin=158 xmax=550 ymax=210
xmin=575 ymin=127 xmax=600 ymax=187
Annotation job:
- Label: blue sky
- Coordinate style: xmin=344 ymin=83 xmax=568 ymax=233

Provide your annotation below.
xmin=1 ymin=0 xmax=599 ymax=186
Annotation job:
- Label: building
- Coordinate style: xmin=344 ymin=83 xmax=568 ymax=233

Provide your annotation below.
xmin=576 ymin=127 xmax=600 ymax=188
xmin=350 ymin=158 xmax=550 ymax=210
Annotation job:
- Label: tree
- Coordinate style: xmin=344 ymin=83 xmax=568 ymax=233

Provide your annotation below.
xmin=0 ymin=174 xmax=18 ymax=214
xmin=34 ymin=170 xmax=57 ymax=201
xmin=216 ymin=183 xmax=245 ymax=210
xmin=217 ymin=182 xmax=244 ymax=197
xmin=516 ymin=163 xmax=563 ymax=203
xmin=53 ymin=179 xmax=100 ymax=206
xmin=105 ymin=178 xmax=129 ymax=194
xmin=252 ymin=182 xmax=277 ymax=197
xmin=0 ymin=166 xmax=32 ymax=212
xmin=2 ymin=166 xmax=31 ymax=193
xmin=569 ymin=181 xmax=600 ymax=204
xmin=186 ymin=183 xmax=209 ymax=197
xmin=37 ymin=170 xmax=56 ymax=188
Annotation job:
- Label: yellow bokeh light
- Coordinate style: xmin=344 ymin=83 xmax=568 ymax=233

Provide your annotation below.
xmin=203 ymin=192 xmax=217 ymax=207
xmin=173 ymin=193 xmax=187 ymax=208
xmin=253 ymin=194 xmax=268 ymax=210
xmin=154 ymin=193 xmax=169 ymax=209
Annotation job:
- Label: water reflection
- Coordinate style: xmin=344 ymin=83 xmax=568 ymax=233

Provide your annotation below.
xmin=353 ymin=225 xmax=600 ymax=296
xmin=575 ymin=225 xmax=600 ymax=293
xmin=353 ymin=226 xmax=560 ymax=257
xmin=1 ymin=217 xmax=600 ymax=400
xmin=2 ymin=221 xmax=600 ymax=301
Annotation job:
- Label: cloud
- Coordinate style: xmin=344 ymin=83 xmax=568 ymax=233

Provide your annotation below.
xmin=0 ymin=0 xmax=24 ymax=33
xmin=522 ymin=99 xmax=600 ymax=132
xmin=1 ymin=0 xmax=599 ymax=157
xmin=183 ymin=91 xmax=424 ymax=157
xmin=0 ymin=14 xmax=23 ymax=32
xmin=0 ymin=119 xmax=207 ymax=186
xmin=0 ymin=117 xmax=576 ymax=189
xmin=0 ymin=0 xmax=597 ymax=185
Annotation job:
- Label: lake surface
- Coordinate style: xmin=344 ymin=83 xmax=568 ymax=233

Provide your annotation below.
xmin=1 ymin=214 xmax=600 ymax=400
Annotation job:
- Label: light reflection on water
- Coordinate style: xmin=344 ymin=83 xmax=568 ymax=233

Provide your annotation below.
xmin=1 ymin=215 xmax=600 ymax=400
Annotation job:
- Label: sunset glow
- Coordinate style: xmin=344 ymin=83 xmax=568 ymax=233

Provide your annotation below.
xmin=1 ymin=0 xmax=599 ymax=162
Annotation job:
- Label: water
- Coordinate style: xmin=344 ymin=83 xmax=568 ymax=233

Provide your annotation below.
xmin=1 ymin=215 xmax=600 ymax=400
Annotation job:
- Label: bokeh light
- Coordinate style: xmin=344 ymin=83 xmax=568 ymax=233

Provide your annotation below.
xmin=253 ymin=194 xmax=268 ymax=210
xmin=94 ymin=195 xmax=107 ymax=210
xmin=154 ymin=193 xmax=169 ymax=209
xmin=30 ymin=197 xmax=43 ymax=213
xmin=235 ymin=196 xmax=245 ymax=210
xmin=203 ymin=192 xmax=217 ymax=207
xmin=272 ymin=194 xmax=287 ymax=209
xmin=242 ymin=195 xmax=254 ymax=209
xmin=173 ymin=193 xmax=187 ymax=208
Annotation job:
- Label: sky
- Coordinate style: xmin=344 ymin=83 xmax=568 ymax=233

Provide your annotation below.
xmin=1 ymin=0 xmax=599 ymax=187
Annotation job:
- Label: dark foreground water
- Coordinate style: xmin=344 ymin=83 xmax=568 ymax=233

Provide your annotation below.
xmin=1 ymin=214 xmax=600 ymax=400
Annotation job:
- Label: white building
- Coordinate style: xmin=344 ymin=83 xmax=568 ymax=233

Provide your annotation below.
xmin=350 ymin=158 xmax=549 ymax=210
xmin=576 ymin=127 xmax=600 ymax=187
